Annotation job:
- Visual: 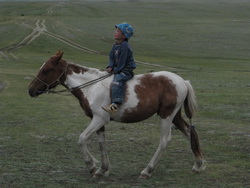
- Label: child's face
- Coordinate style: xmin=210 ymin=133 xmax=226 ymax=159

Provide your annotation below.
xmin=113 ymin=28 xmax=126 ymax=41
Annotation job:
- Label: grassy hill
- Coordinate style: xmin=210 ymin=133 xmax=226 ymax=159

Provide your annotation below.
xmin=0 ymin=1 xmax=249 ymax=187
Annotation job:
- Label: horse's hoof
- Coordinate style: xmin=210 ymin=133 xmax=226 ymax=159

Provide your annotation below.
xmin=192 ymin=168 xmax=201 ymax=173
xmin=192 ymin=159 xmax=207 ymax=173
xmin=139 ymin=173 xmax=151 ymax=179
xmin=93 ymin=169 xmax=109 ymax=178
xmin=89 ymin=167 xmax=97 ymax=177
xmin=93 ymin=173 xmax=103 ymax=178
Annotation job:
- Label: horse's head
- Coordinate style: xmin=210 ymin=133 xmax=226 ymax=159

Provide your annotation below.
xmin=28 ymin=51 xmax=67 ymax=97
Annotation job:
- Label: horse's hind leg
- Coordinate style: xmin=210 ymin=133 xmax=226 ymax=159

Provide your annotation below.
xmin=190 ymin=125 xmax=206 ymax=172
xmin=173 ymin=109 xmax=206 ymax=172
xmin=173 ymin=109 xmax=189 ymax=138
xmin=139 ymin=117 xmax=172 ymax=178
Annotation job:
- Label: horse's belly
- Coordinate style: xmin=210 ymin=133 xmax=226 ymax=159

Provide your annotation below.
xmin=120 ymin=109 xmax=156 ymax=123
xmin=114 ymin=100 xmax=159 ymax=123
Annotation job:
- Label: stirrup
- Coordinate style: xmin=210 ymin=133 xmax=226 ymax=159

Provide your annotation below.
xmin=102 ymin=103 xmax=118 ymax=113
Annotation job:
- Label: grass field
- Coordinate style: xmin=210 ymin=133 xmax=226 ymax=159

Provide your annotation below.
xmin=0 ymin=0 xmax=250 ymax=187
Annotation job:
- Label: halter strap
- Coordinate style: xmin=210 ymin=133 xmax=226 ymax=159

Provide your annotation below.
xmin=35 ymin=63 xmax=68 ymax=94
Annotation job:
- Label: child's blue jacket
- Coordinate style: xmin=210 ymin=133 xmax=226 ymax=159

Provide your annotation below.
xmin=108 ymin=41 xmax=136 ymax=74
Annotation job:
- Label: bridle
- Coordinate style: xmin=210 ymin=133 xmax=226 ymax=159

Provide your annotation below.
xmin=34 ymin=63 xmax=69 ymax=94
xmin=34 ymin=63 xmax=112 ymax=95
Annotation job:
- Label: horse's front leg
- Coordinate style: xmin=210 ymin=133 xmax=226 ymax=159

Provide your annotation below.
xmin=78 ymin=116 xmax=108 ymax=176
xmin=93 ymin=126 xmax=110 ymax=178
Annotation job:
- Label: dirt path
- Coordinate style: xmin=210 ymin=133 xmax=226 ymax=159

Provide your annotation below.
xmin=0 ymin=1 xmax=101 ymax=60
xmin=46 ymin=1 xmax=65 ymax=15
xmin=0 ymin=19 xmax=47 ymax=60
xmin=44 ymin=31 xmax=100 ymax=54
xmin=0 ymin=1 xmax=167 ymax=69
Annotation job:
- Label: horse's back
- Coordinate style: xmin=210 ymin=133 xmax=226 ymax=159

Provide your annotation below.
xmin=133 ymin=71 xmax=184 ymax=84
xmin=112 ymin=71 xmax=187 ymax=123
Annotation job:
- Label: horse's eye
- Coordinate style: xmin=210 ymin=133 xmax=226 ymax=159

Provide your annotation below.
xmin=42 ymin=69 xmax=48 ymax=75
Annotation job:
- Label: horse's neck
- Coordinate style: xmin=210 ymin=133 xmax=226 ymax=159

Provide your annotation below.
xmin=65 ymin=62 xmax=105 ymax=89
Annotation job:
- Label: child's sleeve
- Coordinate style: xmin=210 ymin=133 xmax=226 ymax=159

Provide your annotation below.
xmin=107 ymin=46 xmax=115 ymax=69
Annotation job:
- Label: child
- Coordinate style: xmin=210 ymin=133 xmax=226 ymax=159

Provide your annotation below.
xmin=102 ymin=23 xmax=136 ymax=113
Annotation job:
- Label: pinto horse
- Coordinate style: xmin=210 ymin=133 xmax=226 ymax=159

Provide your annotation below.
xmin=28 ymin=51 xmax=206 ymax=178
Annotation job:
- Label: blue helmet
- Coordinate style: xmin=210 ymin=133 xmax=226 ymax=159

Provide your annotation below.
xmin=115 ymin=22 xmax=134 ymax=40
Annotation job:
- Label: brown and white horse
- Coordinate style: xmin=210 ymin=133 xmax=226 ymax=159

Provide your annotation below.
xmin=28 ymin=51 xmax=206 ymax=178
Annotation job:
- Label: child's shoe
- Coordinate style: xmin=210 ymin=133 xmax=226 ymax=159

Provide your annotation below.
xmin=102 ymin=103 xmax=118 ymax=113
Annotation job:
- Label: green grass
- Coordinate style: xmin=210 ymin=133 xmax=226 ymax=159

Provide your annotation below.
xmin=1 ymin=0 xmax=250 ymax=187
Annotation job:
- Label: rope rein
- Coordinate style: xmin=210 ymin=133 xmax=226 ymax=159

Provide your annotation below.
xmin=49 ymin=73 xmax=112 ymax=95
xmin=43 ymin=64 xmax=113 ymax=95
xmin=70 ymin=73 xmax=112 ymax=91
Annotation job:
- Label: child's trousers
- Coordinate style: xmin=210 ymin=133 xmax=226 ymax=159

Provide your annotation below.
xmin=111 ymin=70 xmax=134 ymax=104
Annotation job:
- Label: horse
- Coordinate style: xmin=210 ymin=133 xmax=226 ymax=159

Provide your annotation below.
xmin=28 ymin=51 xmax=206 ymax=178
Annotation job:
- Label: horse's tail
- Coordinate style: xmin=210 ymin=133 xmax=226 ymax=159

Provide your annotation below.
xmin=184 ymin=80 xmax=197 ymax=119
xmin=184 ymin=80 xmax=203 ymax=164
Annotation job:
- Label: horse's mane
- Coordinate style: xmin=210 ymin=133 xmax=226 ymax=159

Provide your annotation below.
xmin=67 ymin=61 xmax=106 ymax=76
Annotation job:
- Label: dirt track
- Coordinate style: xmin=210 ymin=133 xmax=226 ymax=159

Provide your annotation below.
xmin=0 ymin=2 xmax=100 ymax=60
xmin=0 ymin=1 xmax=167 ymax=68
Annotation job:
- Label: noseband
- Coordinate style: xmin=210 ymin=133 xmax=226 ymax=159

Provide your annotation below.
xmin=35 ymin=63 xmax=68 ymax=94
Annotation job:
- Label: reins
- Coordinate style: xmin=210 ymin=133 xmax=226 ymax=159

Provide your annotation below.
xmin=70 ymin=73 xmax=112 ymax=91
xmin=49 ymin=73 xmax=112 ymax=95
xmin=36 ymin=63 xmax=113 ymax=95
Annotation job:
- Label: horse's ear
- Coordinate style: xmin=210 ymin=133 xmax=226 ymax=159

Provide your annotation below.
xmin=55 ymin=50 xmax=64 ymax=59
xmin=53 ymin=50 xmax=64 ymax=64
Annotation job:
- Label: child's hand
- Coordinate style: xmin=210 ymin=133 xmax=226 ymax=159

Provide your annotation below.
xmin=106 ymin=67 xmax=113 ymax=73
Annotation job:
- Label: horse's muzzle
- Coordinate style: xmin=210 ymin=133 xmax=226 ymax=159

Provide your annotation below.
xmin=28 ymin=88 xmax=43 ymax=98
xmin=28 ymin=88 xmax=36 ymax=97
